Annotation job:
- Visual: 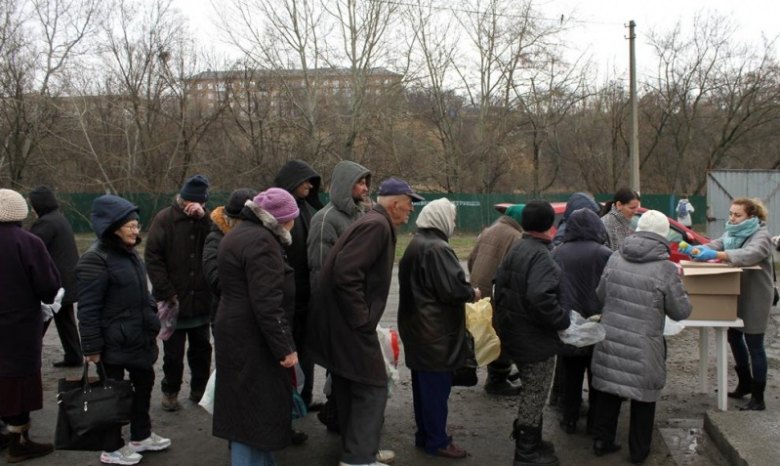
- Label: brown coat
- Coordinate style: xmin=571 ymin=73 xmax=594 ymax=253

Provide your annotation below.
xmin=308 ymin=205 xmax=397 ymax=387
xmin=467 ymin=215 xmax=522 ymax=298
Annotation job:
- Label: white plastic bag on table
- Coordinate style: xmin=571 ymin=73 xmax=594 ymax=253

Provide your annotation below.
xmin=198 ymin=369 xmax=216 ymax=414
xmin=558 ymin=310 xmax=606 ymax=347
xmin=376 ymin=325 xmax=400 ymax=395
xmin=465 ymin=297 xmax=501 ymax=367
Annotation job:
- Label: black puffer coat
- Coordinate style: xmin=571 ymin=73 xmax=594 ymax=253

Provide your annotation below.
xmin=77 ymin=195 xmax=160 ymax=369
xmin=493 ymin=234 xmax=570 ymax=363
xmin=29 ymin=187 xmax=80 ymax=305
xmin=398 ymin=228 xmax=475 ymax=371
xmin=213 ymin=203 xmax=296 ymax=451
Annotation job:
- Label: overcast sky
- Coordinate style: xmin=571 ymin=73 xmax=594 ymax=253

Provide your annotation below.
xmin=176 ymin=0 xmax=780 ymax=76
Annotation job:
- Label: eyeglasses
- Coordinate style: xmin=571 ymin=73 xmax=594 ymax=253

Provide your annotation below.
xmin=122 ymin=224 xmax=142 ymax=232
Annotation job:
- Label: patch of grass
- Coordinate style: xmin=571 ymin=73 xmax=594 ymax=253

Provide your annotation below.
xmin=395 ymin=232 xmax=477 ymax=262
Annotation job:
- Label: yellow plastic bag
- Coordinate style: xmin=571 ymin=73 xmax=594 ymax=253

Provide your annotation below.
xmin=465 ymin=298 xmax=501 ymax=367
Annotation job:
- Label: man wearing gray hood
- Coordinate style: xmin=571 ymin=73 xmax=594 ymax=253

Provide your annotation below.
xmin=305 ymin=160 xmax=370 ymax=415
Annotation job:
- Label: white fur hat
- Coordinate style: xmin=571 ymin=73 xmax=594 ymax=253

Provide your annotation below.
xmin=636 ymin=209 xmax=669 ymax=239
xmin=0 ymin=188 xmax=29 ymax=223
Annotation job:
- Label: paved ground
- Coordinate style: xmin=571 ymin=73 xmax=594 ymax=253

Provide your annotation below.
xmin=8 ymin=263 xmax=780 ymax=466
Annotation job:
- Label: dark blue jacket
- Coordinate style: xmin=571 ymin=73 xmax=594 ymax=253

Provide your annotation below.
xmin=552 ymin=209 xmax=614 ymax=319
xmin=77 ymin=195 xmax=160 ymax=369
xmin=552 ymin=192 xmax=601 ymax=247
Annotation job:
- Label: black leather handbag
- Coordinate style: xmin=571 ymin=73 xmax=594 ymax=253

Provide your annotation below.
xmin=452 ymin=330 xmax=479 ymax=387
xmin=57 ymin=362 xmax=134 ymax=437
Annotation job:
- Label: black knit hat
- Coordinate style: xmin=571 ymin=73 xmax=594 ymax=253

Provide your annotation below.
xmin=180 ymin=174 xmax=210 ymax=202
xmin=225 ymin=188 xmax=257 ymax=218
xmin=521 ymin=200 xmax=555 ymax=233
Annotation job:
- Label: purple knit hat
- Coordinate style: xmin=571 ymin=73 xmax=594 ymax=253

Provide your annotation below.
xmin=253 ymin=188 xmax=299 ymax=223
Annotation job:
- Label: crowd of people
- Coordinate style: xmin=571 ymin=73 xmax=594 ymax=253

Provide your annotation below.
xmin=0 ymin=173 xmax=775 ymax=466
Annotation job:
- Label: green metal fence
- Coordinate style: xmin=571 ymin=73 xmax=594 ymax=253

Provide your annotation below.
xmin=56 ymin=192 xmax=705 ymax=235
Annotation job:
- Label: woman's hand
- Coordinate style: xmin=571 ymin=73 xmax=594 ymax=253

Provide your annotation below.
xmin=85 ymin=354 xmax=101 ymax=364
xmin=280 ymin=352 xmax=298 ymax=368
xmin=691 ymin=246 xmax=718 ymax=261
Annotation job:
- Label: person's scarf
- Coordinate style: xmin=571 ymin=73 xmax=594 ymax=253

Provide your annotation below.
xmin=723 ymin=217 xmax=760 ymax=250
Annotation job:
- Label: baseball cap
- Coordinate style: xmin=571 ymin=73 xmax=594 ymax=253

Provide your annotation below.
xmin=377 ymin=177 xmax=424 ymax=202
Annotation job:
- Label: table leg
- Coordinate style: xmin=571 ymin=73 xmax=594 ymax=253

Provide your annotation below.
xmin=715 ymin=328 xmax=728 ymax=411
xmin=698 ymin=327 xmax=708 ymax=393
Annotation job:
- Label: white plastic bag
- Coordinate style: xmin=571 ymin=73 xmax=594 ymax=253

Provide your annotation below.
xmin=376 ymin=325 xmax=400 ymax=395
xmin=663 ymin=316 xmax=686 ymax=336
xmin=559 ymin=310 xmax=606 ymax=347
xmin=465 ymin=298 xmax=501 ymax=367
xmin=199 ymin=369 xmax=216 ymax=415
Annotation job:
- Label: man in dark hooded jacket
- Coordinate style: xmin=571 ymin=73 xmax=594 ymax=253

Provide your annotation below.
xmin=551 ymin=192 xmax=601 ymax=247
xmin=273 ymin=160 xmax=323 ymax=409
xmin=28 ymin=186 xmax=83 ymax=367
xmin=551 ymin=208 xmax=613 ymax=435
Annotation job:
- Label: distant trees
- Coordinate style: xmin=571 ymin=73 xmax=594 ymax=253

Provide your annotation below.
xmin=1 ymin=1 xmax=779 ymax=197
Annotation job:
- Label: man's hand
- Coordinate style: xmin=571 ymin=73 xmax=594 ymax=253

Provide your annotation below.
xmin=280 ymin=352 xmax=298 ymax=368
xmin=473 ymin=288 xmax=482 ymax=302
xmin=183 ymin=202 xmax=205 ymax=218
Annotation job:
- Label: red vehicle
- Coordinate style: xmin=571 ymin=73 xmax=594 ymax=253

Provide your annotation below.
xmin=493 ymin=202 xmax=710 ymax=263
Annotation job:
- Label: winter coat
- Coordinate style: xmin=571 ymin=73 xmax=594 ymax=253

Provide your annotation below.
xmin=274 ymin=160 xmax=323 ymax=313
xmin=552 ymin=209 xmax=613 ymax=319
xmin=77 ymin=195 xmax=160 ymax=370
xmin=602 ymin=207 xmax=634 ymax=251
xmin=202 ymin=206 xmax=231 ymax=322
xmin=145 ymin=202 xmax=212 ymax=320
xmin=467 ymin=215 xmax=522 ymax=298
xmin=398 ymin=228 xmax=475 ymax=371
xmin=0 ymin=223 xmax=60 ymax=378
xmin=591 ymin=232 xmax=692 ymax=403
xmin=307 ymin=161 xmax=371 ymax=290
xmin=308 ymin=204 xmax=397 ymax=387
xmin=707 ymin=224 xmax=773 ymax=333
xmin=28 ymin=187 xmax=80 ymax=305
xmin=213 ymin=203 xmax=296 ymax=451
xmin=552 ymin=192 xmax=601 ymax=247
xmin=493 ymin=234 xmax=570 ymax=363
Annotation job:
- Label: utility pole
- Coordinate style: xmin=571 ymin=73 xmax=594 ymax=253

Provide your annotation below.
xmin=628 ymin=20 xmax=640 ymax=194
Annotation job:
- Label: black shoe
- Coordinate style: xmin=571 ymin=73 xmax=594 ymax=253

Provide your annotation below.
xmin=593 ymin=440 xmax=621 ymax=457
xmin=52 ymin=360 xmax=82 ymax=368
xmin=739 ymin=398 xmax=766 ymax=411
xmin=558 ymin=420 xmax=576 ymax=435
xmin=291 ymin=429 xmax=308 ymax=445
xmin=485 ymin=377 xmax=522 ymax=396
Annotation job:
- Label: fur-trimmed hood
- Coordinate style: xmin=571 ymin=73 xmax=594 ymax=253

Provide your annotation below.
xmin=244 ymin=200 xmax=293 ymax=246
xmin=210 ymin=206 xmax=232 ymax=235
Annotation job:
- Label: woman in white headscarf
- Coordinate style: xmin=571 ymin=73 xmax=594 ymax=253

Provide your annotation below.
xmin=397 ymin=198 xmax=480 ymax=459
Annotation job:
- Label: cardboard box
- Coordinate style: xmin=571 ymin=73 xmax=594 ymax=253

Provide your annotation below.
xmin=680 ymin=261 xmax=742 ymax=321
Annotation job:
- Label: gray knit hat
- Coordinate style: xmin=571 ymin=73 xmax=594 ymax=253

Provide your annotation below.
xmin=0 ymin=188 xmax=29 ymax=222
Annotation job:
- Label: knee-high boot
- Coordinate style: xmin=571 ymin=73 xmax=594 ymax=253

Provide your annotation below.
xmin=740 ymin=380 xmax=766 ymax=411
xmin=727 ymin=365 xmax=752 ymax=399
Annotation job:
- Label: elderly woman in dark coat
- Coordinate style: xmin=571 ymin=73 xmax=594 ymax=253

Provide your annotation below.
xmin=78 ymin=194 xmax=170 ymax=465
xmin=213 ymin=188 xmax=299 ymax=466
xmin=590 ymin=211 xmax=691 ymax=464
xmin=398 ymin=198 xmax=478 ymax=459
xmin=0 ymin=189 xmax=60 ymax=463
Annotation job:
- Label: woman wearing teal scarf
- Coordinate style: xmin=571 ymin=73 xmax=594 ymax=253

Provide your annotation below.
xmin=680 ymin=198 xmax=773 ymax=411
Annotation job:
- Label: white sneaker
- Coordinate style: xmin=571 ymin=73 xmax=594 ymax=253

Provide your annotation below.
xmin=128 ymin=432 xmax=171 ymax=452
xmin=100 ymin=445 xmax=142 ymax=465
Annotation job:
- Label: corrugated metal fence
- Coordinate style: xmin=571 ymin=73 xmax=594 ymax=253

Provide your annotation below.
xmin=51 ymin=192 xmax=706 ymax=235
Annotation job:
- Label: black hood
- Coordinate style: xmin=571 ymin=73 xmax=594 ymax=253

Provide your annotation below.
xmin=29 ymin=186 xmax=59 ymax=217
xmin=273 ymin=159 xmax=324 ymax=210
xmin=563 ymin=208 xmax=608 ymax=244
xmin=90 ymin=195 xmax=139 ymax=239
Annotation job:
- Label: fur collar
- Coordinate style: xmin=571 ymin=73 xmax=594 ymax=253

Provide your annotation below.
xmin=245 ymin=201 xmax=292 ymax=245
xmin=210 ymin=206 xmax=232 ymax=235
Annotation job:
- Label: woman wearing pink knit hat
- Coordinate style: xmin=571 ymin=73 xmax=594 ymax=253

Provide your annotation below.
xmin=212 ymin=187 xmax=300 ymax=466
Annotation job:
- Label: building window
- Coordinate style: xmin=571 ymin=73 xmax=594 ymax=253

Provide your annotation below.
xmin=197 ymin=83 xmax=203 ymax=90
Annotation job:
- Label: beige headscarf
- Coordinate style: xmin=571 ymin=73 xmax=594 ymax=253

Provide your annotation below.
xmin=416 ymin=197 xmax=456 ymax=238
